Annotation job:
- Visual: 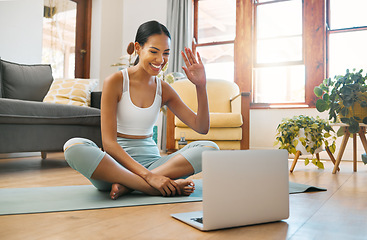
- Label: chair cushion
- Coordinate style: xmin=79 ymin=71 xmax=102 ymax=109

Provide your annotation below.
xmin=43 ymin=78 xmax=99 ymax=107
xmin=0 ymin=98 xmax=100 ymax=126
xmin=175 ymin=113 xmax=243 ymax=128
xmin=1 ymin=59 xmax=53 ymax=101
xmin=175 ymin=127 xmax=242 ymax=141
xmin=175 ymin=140 xmax=241 ymax=150
xmin=0 ymin=57 xmax=2 ymax=98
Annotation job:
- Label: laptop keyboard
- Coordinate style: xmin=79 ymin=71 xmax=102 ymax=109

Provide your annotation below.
xmin=191 ymin=217 xmax=203 ymax=224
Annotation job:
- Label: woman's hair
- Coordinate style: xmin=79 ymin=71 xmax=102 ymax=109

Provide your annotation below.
xmin=134 ymin=20 xmax=171 ymax=65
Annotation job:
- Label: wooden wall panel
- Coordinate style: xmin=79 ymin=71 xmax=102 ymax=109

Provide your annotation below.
xmin=304 ymin=0 xmax=326 ymax=107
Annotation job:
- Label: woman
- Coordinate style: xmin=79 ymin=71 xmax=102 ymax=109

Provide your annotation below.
xmin=64 ymin=20 xmax=219 ymax=200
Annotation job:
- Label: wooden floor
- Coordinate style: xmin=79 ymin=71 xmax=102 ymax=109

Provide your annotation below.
xmin=1 ymin=152 xmax=367 ymax=240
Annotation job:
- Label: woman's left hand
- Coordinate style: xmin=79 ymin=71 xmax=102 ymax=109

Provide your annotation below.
xmin=181 ymin=48 xmax=206 ymax=87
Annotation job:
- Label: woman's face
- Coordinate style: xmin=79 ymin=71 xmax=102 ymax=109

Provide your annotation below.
xmin=136 ymin=33 xmax=170 ymax=76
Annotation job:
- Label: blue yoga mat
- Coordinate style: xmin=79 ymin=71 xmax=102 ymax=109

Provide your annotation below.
xmin=0 ymin=180 xmax=325 ymax=215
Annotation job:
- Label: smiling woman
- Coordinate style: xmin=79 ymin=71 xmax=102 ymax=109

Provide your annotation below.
xmin=63 ymin=20 xmax=219 ymax=201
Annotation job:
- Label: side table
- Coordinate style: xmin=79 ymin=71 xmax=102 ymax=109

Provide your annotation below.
xmin=330 ymin=123 xmax=367 ymax=174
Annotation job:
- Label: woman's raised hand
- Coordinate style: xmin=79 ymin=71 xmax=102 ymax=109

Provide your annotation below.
xmin=181 ymin=48 xmax=206 ymax=87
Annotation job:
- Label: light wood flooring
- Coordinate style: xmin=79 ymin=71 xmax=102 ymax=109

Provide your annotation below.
xmin=1 ymin=152 xmax=367 ymax=240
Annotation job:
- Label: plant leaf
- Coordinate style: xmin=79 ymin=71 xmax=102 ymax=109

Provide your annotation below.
xmin=305 ymin=158 xmax=309 ymax=166
xmin=340 ymin=118 xmax=350 ymax=124
xmin=348 ymin=119 xmax=359 ymax=134
xmin=360 ymin=101 xmax=367 ymax=108
xmin=323 ymin=93 xmax=330 ymax=101
xmin=330 ymin=143 xmax=336 ymax=154
xmin=337 ymin=127 xmax=346 ymax=137
xmin=317 ymin=161 xmax=324 ymax=169
xmin=340 ymin=107 xmax=349 ymax=117
xmin=324 ymin=132 xmax=331 ymax=138
xmin=290 ymin=148 xmax=297 ymax=155
xmin=316 ymin=99 xmax=328 ymax=112
xmin=314 ymin=86 xmax=324 ymax=97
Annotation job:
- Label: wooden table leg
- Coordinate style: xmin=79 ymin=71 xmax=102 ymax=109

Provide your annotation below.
xmin=333 ymin=127 xmax=350 ymax=174
xmin=325 ymin=146 xmax=340 ymax=171
xmin=353 ymin=133 xmax=357 ymax=172
xmin=290 ymin=150 xmax=301 ymax=173
xmin=359 ymin=127 xmax=367 ymax=152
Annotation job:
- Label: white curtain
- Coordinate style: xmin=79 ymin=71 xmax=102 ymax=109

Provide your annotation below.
xmin=160 ymin=0 xmax=192 ymax=151
xmin=166 ymin=0 xmax=193 ymax=74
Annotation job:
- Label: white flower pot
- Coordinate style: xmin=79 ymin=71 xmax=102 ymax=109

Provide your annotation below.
xmin=295 ymin=128 xmax=323 ymax=156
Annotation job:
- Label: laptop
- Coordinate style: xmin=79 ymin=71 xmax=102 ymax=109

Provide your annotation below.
xmin=171 ymin=149 xmax=289 ymax=231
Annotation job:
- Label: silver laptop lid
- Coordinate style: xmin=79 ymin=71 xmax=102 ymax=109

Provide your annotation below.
xmin=202 ymin=149 xmax=289 ymax=230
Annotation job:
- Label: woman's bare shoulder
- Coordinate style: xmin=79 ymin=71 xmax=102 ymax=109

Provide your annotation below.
xmin=104 ymin=71 xmax=123 ymax=87
xmin=102 ymin=71 xmax=124 ymax=102
xmin=161 ymin=80 xmax=180 ymax=105
xmin=161 ymin=80 xmax=175 ymax=93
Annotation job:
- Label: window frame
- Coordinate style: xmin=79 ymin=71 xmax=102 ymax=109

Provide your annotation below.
xmin=252 ymin=0 xmax=306 ymax=108
xmin=193 ymin=0 xmax=328 ymax=109
xmin=326 ymin=0 xmax=367 ymax=78
xmin=192 ymin=0 xmax=236 ymax=77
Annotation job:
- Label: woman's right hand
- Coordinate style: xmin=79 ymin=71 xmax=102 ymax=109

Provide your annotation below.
xmin=144 ymin=172 xmax=181 ymax=196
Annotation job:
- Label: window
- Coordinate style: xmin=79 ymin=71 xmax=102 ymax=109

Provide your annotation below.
xmin=193 ymin=0 xmax=236 ymax=82
xmin=42 ymin=0 xmax=92 ymax=79
xmin=327 ymin=0 xmax=367 ymax=77
xmin=253 ymin=0 xmax=304 ymax=104
xmin=42 ymin=0 xmax=77 ymax=79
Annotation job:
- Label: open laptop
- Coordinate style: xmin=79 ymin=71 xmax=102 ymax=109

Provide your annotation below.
xmin=171 ymin=149 xmax=289 ymax=231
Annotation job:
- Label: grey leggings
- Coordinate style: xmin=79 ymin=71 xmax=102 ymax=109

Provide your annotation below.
xmin=63 ymin=137 xmax=219 ymax=191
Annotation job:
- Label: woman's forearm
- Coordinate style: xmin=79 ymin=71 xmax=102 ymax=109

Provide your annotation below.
xmin=194 ymin=84 xmax=210 ymax=134
xmin=103 ymin=141 xmax=151 ymax=179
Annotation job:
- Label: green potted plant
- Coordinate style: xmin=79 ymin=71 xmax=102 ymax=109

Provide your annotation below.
xmin=314 ymin=69 xmax=367 ymax=134
xmin=275 ymin=115 xmax=336 ymax=169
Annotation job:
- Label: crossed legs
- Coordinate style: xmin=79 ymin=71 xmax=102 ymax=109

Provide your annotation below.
xmin=64 ymin=138 xmax=219 ymax=200
xmin=91 ymin=152 xmax=195 ymax=199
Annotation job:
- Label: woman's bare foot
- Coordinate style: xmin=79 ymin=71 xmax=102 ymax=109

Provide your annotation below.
xmin=174 ymin=179 xmax=195 ymax=196
xmin=110 ymin=183 xmax=132 ymax=200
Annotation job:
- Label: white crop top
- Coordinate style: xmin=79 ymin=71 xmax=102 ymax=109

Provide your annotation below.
xmin=116 ymin=68 xmax=162 ymax=136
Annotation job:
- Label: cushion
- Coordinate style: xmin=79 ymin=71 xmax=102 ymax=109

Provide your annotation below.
xmin=1 ymin=59 xmax=53 ymax=101
xmin=175 ymin=113 xmax=243 ymax=127
xmin=0 ymin=57 xmax=2 ymax=98
xmin=174 ymin=127 xmax=242 ymax=140
xmin=0 ymin=98 xmax=100 ymax=126
xmin=43 ymin=78 xmax=99 ymax=107
xmin=175 ymin=140 xmax=240 ymax=151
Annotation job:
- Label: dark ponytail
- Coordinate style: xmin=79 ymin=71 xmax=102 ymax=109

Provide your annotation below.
xmin=134 ymin=20 xmax=171 ymax=65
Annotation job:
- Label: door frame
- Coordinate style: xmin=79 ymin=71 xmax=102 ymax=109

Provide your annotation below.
xmin=73 ymin=0 xmax=92 ymax=78
xmin=235 ymin=0 xmax=252 ymax=149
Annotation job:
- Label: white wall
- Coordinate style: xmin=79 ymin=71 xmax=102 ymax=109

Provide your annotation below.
xmin=90 ymin=0 xmax=124 ymax=90
xmin=121 ymin=0 xmax=167 ymax=58
xmin=91 ymin=0 xmax=167 ymax=90
xmin=0 ymin=0 xmax=43 ymax=64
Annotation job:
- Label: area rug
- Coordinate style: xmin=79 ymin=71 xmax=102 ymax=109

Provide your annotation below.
xmin=0 ymin=180 xmax=325 ymax=215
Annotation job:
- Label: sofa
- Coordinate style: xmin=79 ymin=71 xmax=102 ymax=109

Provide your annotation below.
xmin=0 ymin=58 xmax=102 ymax=159
xmin=166 ymin=79 xmax=245 ymax=151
